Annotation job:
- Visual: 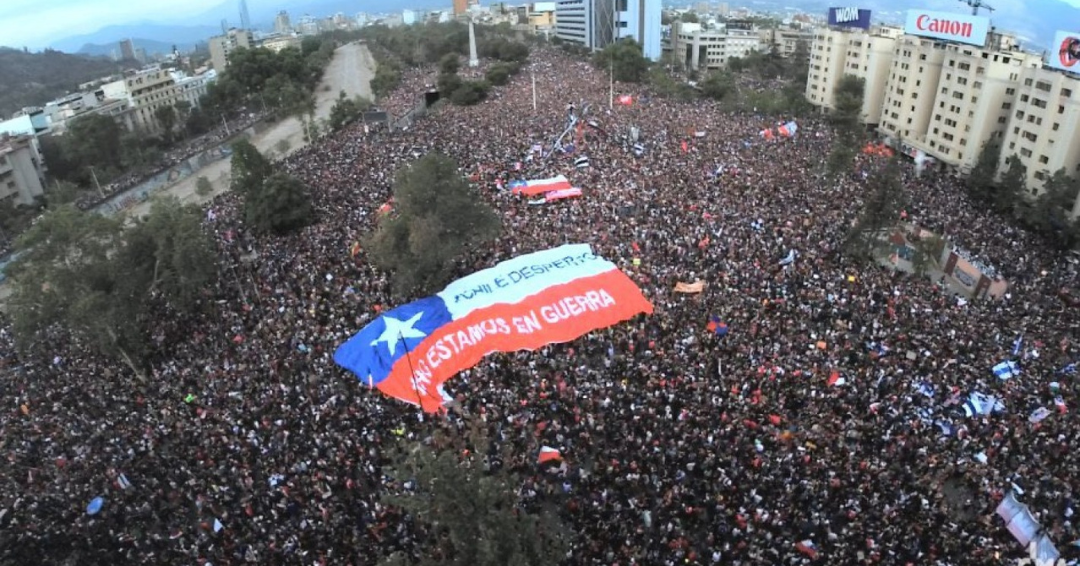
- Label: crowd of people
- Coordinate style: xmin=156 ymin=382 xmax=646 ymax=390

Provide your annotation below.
xmin=1 ymin=45 xmax=1078 ymax=566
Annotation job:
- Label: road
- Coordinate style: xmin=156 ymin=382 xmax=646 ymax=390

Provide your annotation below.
xmin=128 ymin=42 xmax=376 ymax=218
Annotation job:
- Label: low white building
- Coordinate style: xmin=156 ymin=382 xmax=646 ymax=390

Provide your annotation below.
xmin=0 ymin=135 xmax=46 ymax=206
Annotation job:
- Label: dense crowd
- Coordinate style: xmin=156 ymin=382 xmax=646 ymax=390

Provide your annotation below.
xmin=1 ymin=46 xmax=1078 ymax=566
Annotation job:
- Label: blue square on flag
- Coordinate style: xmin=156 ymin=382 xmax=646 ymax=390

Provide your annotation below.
xmin=334 ymin=296 xmax=452 ymax=387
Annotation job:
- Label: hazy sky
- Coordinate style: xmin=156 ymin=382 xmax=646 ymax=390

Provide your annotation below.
xmin=0 ymin=0 xmax=224 ymax=48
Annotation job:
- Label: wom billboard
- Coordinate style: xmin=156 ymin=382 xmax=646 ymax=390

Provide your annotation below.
xmin=1050 ymin=30 xmax=1080 ymax=72
xmin=904 ymin=10 xmax=989 ymax=47
xmin=828 ymin=7 xmax=871 ymax=30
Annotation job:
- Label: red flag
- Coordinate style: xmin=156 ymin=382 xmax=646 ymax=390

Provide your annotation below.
xmin=681 ymin=141 xmax=689 ymax=153
xmin=538 ymin=446 xmax=562 ymax=464
xmin=617 ymin=94 xmax=633 ymax=105
xmin=768 ymin=414 xmax=782 ymax=426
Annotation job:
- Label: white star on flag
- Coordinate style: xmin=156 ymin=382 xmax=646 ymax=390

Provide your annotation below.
xmin=371 ymin=312 xmax=427 ymax=356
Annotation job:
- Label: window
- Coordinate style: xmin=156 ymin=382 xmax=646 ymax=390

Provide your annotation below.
xmin=997 ymin=116 xmax=1007 ymax=124
xmin=1053 ymin=123 xmax=1060 ymax=131
xmin=1006 ymin=87 xmax=1016 ymax=95
xmin=958 ymin=62 xmax=970 ymax=70
xmin=1020 ymin=148 xmax=1032 ymax=157
xmin=1024 ymin=78 xmax=1033 ymax=86
xmin=1036 ymin=81 xmax=1052 ymax=92
xmin=1002 ymin=102 xmax=1012 ymax=110
xmin=952 ymin=91 xmax=964 ymax=100
xmin=1032 ymin=98 xmax=1047 ymax=109
xmin=1059 ymin=105 xmax=1066 ymax=114
xmin=1062 ymin=88 xmax=1072 ymax=98
xmin=1020 ymin=94 xmax=1029 ymax=102
xmin=1039 ymin=155 xmax=1049 ymax=164
xmin=1034 ymin=171 xmax=1045 ymax=181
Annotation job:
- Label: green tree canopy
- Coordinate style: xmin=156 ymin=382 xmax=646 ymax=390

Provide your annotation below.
xmin=680 ymin=11 xmax=700 ymax=22
xmin=439 ymin=53 xmax=460 ymax=75
xmin=593 ymin=39 xmax=650 ymax=83
xmin=993 ymin=154 xmax=1027 ymax=216
xmin=328 ymin=91 xmax=373 ymax=131
xmin=700 ymin=70 xmax=736 ymax=101
xmin=7 ymin=199 xmax=218 ymax=376
xmin=844 ymin=157 xmax=908 ymax=260
xmin=379 ymin=435 xmax=569 ymax=566
xmin=1023 ymin=168 xmax=1080 ymax=247
xmin=966 ymin=139 xmax=1001 ymax=204
xmin=244 ymin=172 xmax=315 ymax=234
xmin=229 ymin=138 xmax=274 ymax=197
xmin=449 ymin=80 xmax=491 ymax=106
xmin=368 ymin=153 xmax=501 ymax=295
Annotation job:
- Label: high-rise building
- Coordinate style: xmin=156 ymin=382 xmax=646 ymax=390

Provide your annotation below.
xmin=556 ymin=0 xmax=661 ymax=60
xmin=453 ymin=0 xmax=469 ymax=17
xmin=119 ymin=38 xmax=136 ymax=61
xmin=274 ymin=11 xmax=291 ymax=34
xmin=208 ymin=28 xmax=254 ymax=72
xmin=0 ymin=135 xmax=46 ymax=207
xmin=239 ymin=0 xmax=252 ymax=30
xmin=615 ymin=0 xmax=662 ymax=61
xmin=998 ymin=67 xmax=1080 ymax=204
xmin=805 ymin=26 xmax=900 ymax=124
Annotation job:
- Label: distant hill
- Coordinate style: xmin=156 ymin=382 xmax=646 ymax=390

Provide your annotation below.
xmin=0 ymin=48 xmax=132 ymax=118
xmin=50 ymin=23 xmax=222 ymax=55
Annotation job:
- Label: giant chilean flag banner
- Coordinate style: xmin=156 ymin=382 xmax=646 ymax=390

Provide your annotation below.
xmin=334 ymin=244 xmax=653 ymax=411
xmin=509 ymin=175 xmax=572 ymax=196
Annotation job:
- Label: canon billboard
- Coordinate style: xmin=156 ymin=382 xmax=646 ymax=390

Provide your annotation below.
xmin=827 ymin=7 xmax=872 ymax=30
xmin=904 ymin=9 xmax=989 ymax=47
xmin=1050 ymin=30 xmax=1080 ymax=73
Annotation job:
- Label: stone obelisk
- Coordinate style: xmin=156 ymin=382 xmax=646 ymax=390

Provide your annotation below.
xmin=468 ymin=20 xmax=479 ymax=67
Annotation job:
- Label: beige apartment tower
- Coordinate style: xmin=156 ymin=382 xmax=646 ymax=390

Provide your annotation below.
xmin=806 ymin=26 xmax=899 ymax=123
xmin=920 ymin=43 xmax=1037 ymax=172
xmin=998 ymin=66 xmax=1080 ymax=205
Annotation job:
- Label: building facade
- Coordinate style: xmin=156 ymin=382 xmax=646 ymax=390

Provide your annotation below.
xmin=0 ymin=135 xmax=46 ymax=206
xmin=614 ymin=0 xmax=662 ymax=61
xmin=760 ymin=28 xmax=814 ymax=58
xmin=997 ymin=66 xmax=1080 ymax=199
xmin=670 ymin=22 xmax=761 ymax=71
xmin=806 ymin=26 xmax=899 ymax=123
xmin=208 ymin=28 xmax=254 ymax=71
xmin=119 ymin=38 xmax=136 ymax=61
xmin=274 ymin=11 xmax=292 ymax=33
xmin=918 ymin=42 xmax=1037 ymax=172
xmin=100 ymin=67 xmax=209 ymax=133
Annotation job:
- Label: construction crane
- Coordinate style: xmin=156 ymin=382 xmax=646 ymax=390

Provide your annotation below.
xmin=960 ymin=0 xmax=994 ymax=15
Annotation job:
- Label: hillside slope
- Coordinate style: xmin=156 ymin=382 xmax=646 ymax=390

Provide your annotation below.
xmin=0 ymin=48 xmax=131 ymax=118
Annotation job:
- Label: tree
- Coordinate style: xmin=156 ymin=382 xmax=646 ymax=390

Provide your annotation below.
xmin=826 ymin=144 xmax=856 ymax=179
xmin=830 ymin=75 xmax=865 ymax=141
xmin=844 ymin=157 xmax=907 ymax=260
xmin=680 ymin=11 xmax=700 ymax=23
xmin=368 ymin=153 xmax=501 ymax=295
xmin=992 ymin=154 xmax=1026 ymax=215
xmin=117 ymin=196 xmax=220 ymax=312
xmin=245 ymin=172 xmax=314 ymax=234
xmin=195 ymin=176 xmax=213 ymax=197
xmin=966 ymin=139 xmax=1001 ymax=204
xmin=449 ymin=80 xmax=491 ymax=106
xmin=1023 ymin=168 xmax=1080 ymax=247
xmin=63 ymin=113 xmax=125 ymax=177
xmin=154 ymin=104 xmax=178 ymax=140
xmin=6 ymin=199 xmax=217 ymax=377
xmin=593 ymin=38 xmax=650 ymax=83
xmin=329 ymin=90 xmax=372 ymax=131
xmin=440 ymin=53 xmax=460 ymax=75
xmin=438 ymin=72 xmax=464 ymax=95
xmin=229 ymin=139 xmax=274 ymax=197
xmin=700 ymin=70 xmax=736 ymax=101
xmin=378 ymin=434 xmax=569 ymax=566
xmin=44 ymin=180 xmax=81 ymax=206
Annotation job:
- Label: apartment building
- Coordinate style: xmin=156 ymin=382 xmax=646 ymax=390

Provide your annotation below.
xmin=878 ymin=35 xmax=949 ymax=145
xmin=759 ymin=28 xmax=814 ymax=58
xmin=670 ymin=21 xmax=761 ymax=71
xmin=208 ymin=28 xmax=254 ymax=72
xmin=0 ymin=135 xmax=46 ymax=206
xmin=997 ymin=66 xmax=1080 ymax=198
xmin=100 ymin=67 xmax=209 ymax=132
xmin=806 ymin=26 xmax=900 ymax=123
xmin=920 ymin=43 xmax=1037 ymax=172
